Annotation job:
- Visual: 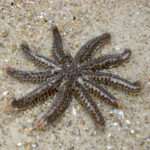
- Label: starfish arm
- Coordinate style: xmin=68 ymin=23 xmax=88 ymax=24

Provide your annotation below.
xmin=34 ymin=80 xmax=73 ymax=129
xmin=10 ymin=74 xmax=62 ymax=110
xmin=81 ymin=49 xmax=131 ymax=70
xmin=21 ymin=42 xmax=58 ymax=68
xmin=92 ymin=71 xmax=141 ymax=93
xmin=75 ymin=33 xmax=111 ymax=63
xmin=74 ymin=80 xmax=105 ymax=126
xmin=6 ymin=66 xmax=59 ymax=83
xmin=52 ymin=25 xmax=70 ymax=64
xmin=82 ymin=78 xmax=121 ymax=107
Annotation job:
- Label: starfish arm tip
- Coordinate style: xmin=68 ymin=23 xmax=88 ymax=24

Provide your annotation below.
xmin=5 ymin=65 xmax=15 ymax=75
xmin=20 ymin=41 xmax=30 ymax=52
xmin=121 ymin=48 xmax=132 ymax=61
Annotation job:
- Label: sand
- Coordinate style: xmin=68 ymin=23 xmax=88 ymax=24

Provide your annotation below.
xmin=0 ymin=0 xmax=149 ymax=150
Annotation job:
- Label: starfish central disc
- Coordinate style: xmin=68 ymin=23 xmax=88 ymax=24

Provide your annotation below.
xmin=64 ymin=62 xmax=80 ymax=81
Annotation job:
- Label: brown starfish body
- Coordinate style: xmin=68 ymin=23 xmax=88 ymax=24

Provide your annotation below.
xmin=6 ymin=25 xmax=141 ymax=129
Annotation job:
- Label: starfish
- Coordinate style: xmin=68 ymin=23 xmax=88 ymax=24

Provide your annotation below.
xmin=5 ymin=25 xmax=141 ymax=129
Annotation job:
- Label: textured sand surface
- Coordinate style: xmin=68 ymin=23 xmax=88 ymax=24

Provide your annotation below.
xmin=0 ymin=0 xmax=150 ymax=150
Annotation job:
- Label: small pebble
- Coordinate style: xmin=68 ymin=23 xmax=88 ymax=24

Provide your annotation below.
xmin=130 ymin=129 xmax=135 ymax=134
xmin=37 ymin=11 xmax=47 ymax=19
xmin=107 ymin=145 xmax=113 ymax=150
xmin=112 ymin=122 xmax=119 ymax=127
xmin=4 ymin=59 xmax=9 ymax=63
xmin=2 ymin=91 xmax=9 ymax=96
xmin=107 ymin=133 xmax=112 ymax=138
xmin=72 ymin=107 xmax=77 ymax=116
xmin=125 ymin=120 xmax=131 ymax=125
xmin=17 ymin=142 xmax=23 ymax=147
xmin=32 ymin=143 xmax=38 ymax=148
xmin=0 ymin=30 xmax=9 ymax=38
xmin=110 ymin=109 xmax=125 ymax=120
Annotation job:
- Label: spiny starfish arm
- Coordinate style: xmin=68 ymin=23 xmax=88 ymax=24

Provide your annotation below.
xmin=21 ymin=42 xmax=58 ymax=68
xmin=10 ymin=75 xmax=62 ymax=110
xmin=93 ymin=71 xmax=141 ymax=93
xmin=82 ymin=78 xmax=121 ymax=108
xmin=75 ymin=33 xmax=111 ymax=63
xmin=81 ymin=49 xmax=131 ymax=70
xmin=52 ymin=25 xmax=70 ymax=64
xmin=34 ymin=80 xmax=73 ymax=129
xmin=6 ymin=66 xmax=59 ymax=83
xmin=74 ymin=81 xmax=105 ymax=126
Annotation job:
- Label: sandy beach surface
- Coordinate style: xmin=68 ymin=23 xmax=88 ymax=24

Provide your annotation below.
xmin=0 ymin=0 xmax=150 ymax=150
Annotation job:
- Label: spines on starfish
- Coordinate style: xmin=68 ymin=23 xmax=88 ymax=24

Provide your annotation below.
xmin=5 ymin=66 xmax=59 ymax=83
xmin=34 ymin=80 xmax=73 ymax=129
xmin=93 ymin=71 xmax=141 ymax=93
xmin=8 ymin=74 xmax=62 ymax=110
xmin=74 ymin=81 xmax=105 ymax=127
xmin=75 ymin=33 xmax=111 ymax=63
xmin=52 ymin=25 xmax=71 ymax=64
xmin=4 ymin=23 xmax=142 ymax=129
xmin=81 ymin=49 xmax=131 ymax=70
xmin=82 ymin=78 xmax=122 ymax=108
xmin=21 ymin=42 xmax=58 ymax=68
